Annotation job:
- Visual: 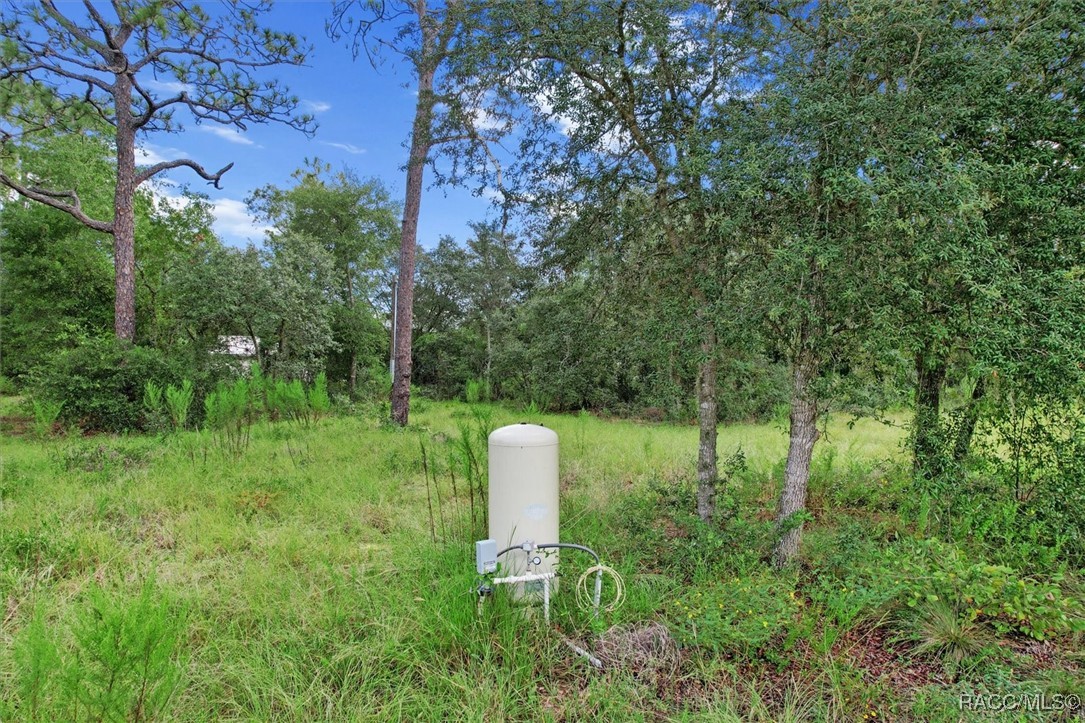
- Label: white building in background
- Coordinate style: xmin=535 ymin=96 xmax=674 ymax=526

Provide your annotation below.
xmin=215 ymin=336 xmax=260 ymax=370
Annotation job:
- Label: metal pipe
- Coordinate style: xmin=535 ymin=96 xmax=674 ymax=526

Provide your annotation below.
xmin=543 ymin=576 xmax=550 ymax=624
xmin=497 ymin=541 xmax=600 ymax=565
xmin=537 ymin=542 xmax=600 ymax=565
xmin=491 ymin=572 xmax=556 ymax=585
xmin=593 ymin=569 xmax=603 ymax=614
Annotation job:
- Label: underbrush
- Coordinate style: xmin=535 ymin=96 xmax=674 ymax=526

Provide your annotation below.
xmin=0 ymin=399 xmax=1081 ymax=720
xmin=607 ymin=449 xmax=1084 ymax=720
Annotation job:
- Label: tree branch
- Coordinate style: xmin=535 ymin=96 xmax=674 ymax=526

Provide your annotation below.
xmin=82 ymin=0 xmax=119 ymax=54
xmin=135 ymin=158 xmax=234 ymax=188
xmin=132 ymin=45 xmax=303 ymax=71
xmin=40 ymin=0 xmax=111 ymax=60
xmin=0 ymin=172 xmax=113 ymax=233
xmin=1 ymin=60 xmax=114 ymax=94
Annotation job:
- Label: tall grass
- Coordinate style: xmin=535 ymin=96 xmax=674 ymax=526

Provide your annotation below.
xmin=3 ymin=399 xmax=1079 ymax=720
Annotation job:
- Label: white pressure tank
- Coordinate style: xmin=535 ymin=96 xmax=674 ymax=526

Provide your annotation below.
xmin=488 ymin=423 xmax=559 ymax=583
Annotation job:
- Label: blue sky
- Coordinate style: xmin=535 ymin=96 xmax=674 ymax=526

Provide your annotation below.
xmin=141 ymin=2 xmax=495 ymax=249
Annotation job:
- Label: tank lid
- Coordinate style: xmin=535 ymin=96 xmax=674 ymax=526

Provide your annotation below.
xmin=489 ymin=423 xmax=558 ymax=448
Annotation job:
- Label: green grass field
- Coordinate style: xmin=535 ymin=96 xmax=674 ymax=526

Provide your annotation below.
xmin=1 ymin=399 xmax=1081 ymax=721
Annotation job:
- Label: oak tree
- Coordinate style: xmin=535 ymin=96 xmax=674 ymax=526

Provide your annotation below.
xmin=473 ymin=0 xmax=764 ymax=521
xmin=248 ymin=161 xmax=399 ymax=394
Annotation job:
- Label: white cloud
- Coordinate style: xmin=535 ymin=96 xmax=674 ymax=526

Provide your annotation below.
xmin=135 ymin=143 xmax=193 ymax=167
xmin=321 ymin=141 xmax=367 ymax=155
xmin=135 ymin=144 xmax=171 ymax=166
xmin=144 ymin=188 xmax=265 ymax=246
xmin=150 ymin=186 xmax=192 ymax=212
xmin=471 ymin=106 xmax=504 ymax=132
xmin=142 ymin=189 xmax=269 ymax=246
xmin=525 ymin=72 xmax=627 ymax=154
xmin=211 ymin=198 xmax=272 ymax=245
xmin=303 ymin=99 xmax=332 ymax=113
xmin=199 ymin=125 xmax=255 ymax=146
xmin=144 ymin=78 xmax=193 ymax=94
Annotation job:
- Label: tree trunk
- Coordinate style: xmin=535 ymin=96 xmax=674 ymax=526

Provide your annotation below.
xmin=113 ymin=77 xmax=137 ymax=343
xmin=349 ymin=351 xmax=358 ymax=398
xmin=347 ymin=265 xmax=358 ymax=397
xmin=952 ymin=375 xmax=986 ymax=465
xmin=913 ymin=348 xmax=947 ymax=481
xmin=485 ymin=322 xmax=492 ymax=392
xmin=390 ymin=29 xmax=437 ymax=427
xmin=772 ymin=353 xmax=820 ymax=568
xmin=246 ymin=322 xmax=261 ymax=370
xmin=696 ymin=321 xmax=718 ymax=523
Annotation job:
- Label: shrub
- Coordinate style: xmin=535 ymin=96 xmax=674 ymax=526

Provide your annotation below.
xmin=268 ymin=378 xmax=310 ymax=426
xmin=884 ymin=539 xmax=1084 ymax=640
xmin=307 ymin=372 xmax=330 ymax=419
xmin=32 ymin=338 xmax=179 ymax=433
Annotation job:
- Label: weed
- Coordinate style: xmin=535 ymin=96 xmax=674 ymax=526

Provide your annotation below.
xmin=143 ymin=380 xmax=168 ymax=433
xmin=68 ymin=582 xmax=187 ymax=722
xmin=884 ymin=539 xmax=1084 ymax=639
xmin=269 ymin=378 xmax=311 ymax=427
xmin=58 ymin=441 xmax=150 ymax=473
xmin=6 ymin=582 xmax=186 ymax=722
xmin=31 ymin=399 xmax=62 ymax=439
xmin=235 ymin=490 xmax=281 ymax=521
xmin=0 ymin=523 xmax=76 ymax=576
xmin=1 ymin=399 xmax=1082 ymax=720
xmin=671 ymin=572 xmax=802 ymax=658
xmin=204 ymin=378 xmax=256 ymax=457
xmin=11 ymin=610 xmax=62 ymax=721
xmin=697 ymin=680 xmax=822 ymax=722
xmin=898 ymin=600 xmax=993 ymax=677
xmin=165 ymin=379 xmax=195 ymax=431
xmin=0 ymin=460 xmax=30 ymax=502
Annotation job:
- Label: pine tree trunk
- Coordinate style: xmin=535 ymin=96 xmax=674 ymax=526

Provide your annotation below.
xmin=913 ymin=348 xmax=947 ymax=480
xmin=772 ymin=353 xmax=820 ymax=568
xmin=113 ymin=77 xmax=137 ymax=343
xmin=696 ymin=322 xmax=718 ymax=523
xmin=390 ymin=22 xmax=437 ymax=427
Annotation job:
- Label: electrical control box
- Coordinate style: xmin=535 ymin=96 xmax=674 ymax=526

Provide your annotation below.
xmin=475 ymin=539 xmax=498 ymax=575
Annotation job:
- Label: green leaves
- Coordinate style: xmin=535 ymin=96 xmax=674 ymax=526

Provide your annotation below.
xmin=885 ymin=539 xmax=1084 ymax=640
